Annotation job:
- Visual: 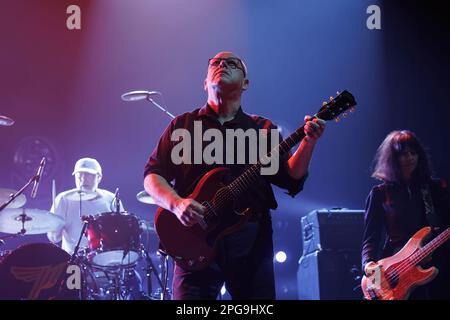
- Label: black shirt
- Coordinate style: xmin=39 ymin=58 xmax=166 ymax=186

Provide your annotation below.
xmin=362 ymin=178 xmax=450 ymax=268
xmin=144 ymin=104 xmax=307 ymax=213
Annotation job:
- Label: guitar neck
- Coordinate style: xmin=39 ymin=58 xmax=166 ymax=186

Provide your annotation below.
xmin=221 ymin=89 xmax=356 ymax=202
xmin=411 ymin=227 xmax=450 ymax=265
xmin=226 ymin=123 xmax=307 ymax=198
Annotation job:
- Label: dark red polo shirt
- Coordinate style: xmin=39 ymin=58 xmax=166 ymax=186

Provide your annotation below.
xmin=144 ymin=104 xmax=307 ymax=213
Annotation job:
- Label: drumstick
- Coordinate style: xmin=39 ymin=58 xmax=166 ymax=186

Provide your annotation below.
xmin=52 ymin=179 xmax=56 ymax=208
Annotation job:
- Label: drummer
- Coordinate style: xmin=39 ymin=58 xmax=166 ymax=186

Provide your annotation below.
xmin=47 ymin=158 xmax=124 ymax=254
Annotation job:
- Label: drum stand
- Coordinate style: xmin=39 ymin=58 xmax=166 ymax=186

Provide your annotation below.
xmin=112 ymin=268 xmax=124 ymax=300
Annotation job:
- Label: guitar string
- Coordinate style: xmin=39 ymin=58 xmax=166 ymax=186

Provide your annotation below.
xmin=387 ymin=229 xmax=450 ymax=280
xmin=374 ymin=228 xmax=449 ymax=291
xmin=387 ymin=228 xmax=449 ymax=280
xmin=201 ymin=105 xmax=350 ymax=221
xmin=213 ymin=101 xmax=353 ymax=212
xmin=197 ymin=100 xmax=351 ymax=222
xmin=200 ymin=137 xmax=290 ymax=222
xmin=366 ymin=229 xmax=449 ymax=299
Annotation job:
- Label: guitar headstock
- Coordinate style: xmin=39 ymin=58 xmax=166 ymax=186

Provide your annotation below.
xmin=316 ymin=90 xmax=357 ymax=122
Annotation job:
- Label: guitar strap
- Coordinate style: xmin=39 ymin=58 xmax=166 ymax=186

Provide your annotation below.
xmin=421 ymin=183 xmax=440 ymax=232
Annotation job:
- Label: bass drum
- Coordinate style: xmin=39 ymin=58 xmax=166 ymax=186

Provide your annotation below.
xmin=0 ymin=250 xmax=11 ymax=264
xmin=0 ymin=243 xmax=80 ymax=300
xmin=82 ymin=264 xmax=145 ymax=300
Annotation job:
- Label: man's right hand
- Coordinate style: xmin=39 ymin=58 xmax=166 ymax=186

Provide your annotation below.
xmin=173 ymin=198 xmax=205 ymax=227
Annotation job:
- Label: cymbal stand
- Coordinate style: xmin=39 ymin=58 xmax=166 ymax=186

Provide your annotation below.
xmin=0 ymin=208 xmax=31 ymax=245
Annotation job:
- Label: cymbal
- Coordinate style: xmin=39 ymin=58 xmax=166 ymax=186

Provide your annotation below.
xmin=136 ymin=190 xmax=156 ymax=205
xmin=0 ymin=188 xmax=26 ymax=209
xmin=65 ymin=189 xmax=98 ymax=202
xmin=0 ymin=208 xmax=65 ymax=235
xmin=0 ymin=115 xmax=14 ymax=126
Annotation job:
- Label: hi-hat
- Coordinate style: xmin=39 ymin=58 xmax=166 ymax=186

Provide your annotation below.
xmin=136 ymin=190 xmax=156 ymax=205
xmin=0 ymin=188 xmax=26 ymax=209
xmin=0 ymin=115 xmax=14 ymax=126
xmin=0 ymin=208 xmax=65 ymax=235
xmin=65 ymin=189 xmax=98 ymax=202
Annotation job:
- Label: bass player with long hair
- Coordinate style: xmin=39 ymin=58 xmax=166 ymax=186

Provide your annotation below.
xmin=362 ymin=130 xmax=450 ymax=299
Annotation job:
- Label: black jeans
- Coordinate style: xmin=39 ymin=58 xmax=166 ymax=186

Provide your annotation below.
xmin=172 ymin=215 xmax=275 ymax=300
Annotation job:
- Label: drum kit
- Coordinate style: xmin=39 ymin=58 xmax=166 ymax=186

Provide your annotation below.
xmin=1 ymin=113 xmax=171 ymax=300
xmin=0 ymin=157 xmax=168 ymax=300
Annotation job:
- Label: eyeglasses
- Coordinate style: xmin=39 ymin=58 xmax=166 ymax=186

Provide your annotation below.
xmin=208 ymin=57 xmax=246 ymax=77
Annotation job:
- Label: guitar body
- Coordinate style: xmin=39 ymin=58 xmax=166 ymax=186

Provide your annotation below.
xmin=362 ymin=227 xmax=439 ymax=300
xmin=154 ymin=167 xmax=252 ymax=271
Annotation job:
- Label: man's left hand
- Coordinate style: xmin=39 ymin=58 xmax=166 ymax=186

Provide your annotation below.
xmin=304 ymin=115 xmax=326 ymax=142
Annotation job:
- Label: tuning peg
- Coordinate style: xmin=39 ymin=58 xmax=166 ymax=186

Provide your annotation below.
xmin=329 ymin=96 xmax=334 ymax=101
xmin=336 ymin=91 xmax=340 ymax=95
xmin=322 ymin=101 xmax=327 ymax=106
xmin=335 ymin=117 xmax=341 ymax=123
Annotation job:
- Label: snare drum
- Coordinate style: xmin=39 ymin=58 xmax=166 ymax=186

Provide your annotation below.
xmin=86 ymin=212 xmax=143 ymax=267
xmin=0 ymin=243 xmax=79 ymax=300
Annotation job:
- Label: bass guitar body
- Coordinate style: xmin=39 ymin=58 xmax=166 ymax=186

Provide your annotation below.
xmin=362 ymin=227 xmax=439 ymax=300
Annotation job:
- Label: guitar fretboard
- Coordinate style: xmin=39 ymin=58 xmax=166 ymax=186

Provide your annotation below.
xmin=227 ymin=125 xmax=307 ymax=198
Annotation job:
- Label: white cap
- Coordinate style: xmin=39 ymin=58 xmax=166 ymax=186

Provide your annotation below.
xmin=72 ymin=158 xmax=102 ymax=176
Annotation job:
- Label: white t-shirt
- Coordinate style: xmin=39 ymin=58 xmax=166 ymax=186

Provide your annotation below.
xmin=47 ymin=188 xmax=124 ymax=254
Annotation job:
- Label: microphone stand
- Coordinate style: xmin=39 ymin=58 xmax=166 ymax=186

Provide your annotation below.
xmin=0 ymin=163 xmax=43 ymax=244
xmin=115 ymin=188 xmax=121 ymax=214
xmin=146 ymin=97 xmax=175 ymax=119
xmin=159 ymin=250 xmax=171 ymax=300
xmin=70 ymin=220 xmax=89 ymax=264
xmin=59 ymin=191 xmax=88 ymax=299
xmin=0 ymin=173 xmax=39 ymax=211
xmin=143 ymin=249 xmax=166 ymax=299
xmin=55 ymin=219 xmax=89 ymax=300
xmin=78 ymin=190 xmax=83 ymax=218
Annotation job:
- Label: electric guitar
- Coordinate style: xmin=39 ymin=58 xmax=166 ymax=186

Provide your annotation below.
xmin=154 ymin=90 xmax=357 ymax=271
xmin=361 ymin=226 xmax=450 ymax=300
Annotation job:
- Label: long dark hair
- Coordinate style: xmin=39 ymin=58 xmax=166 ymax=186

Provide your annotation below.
xmin=372 ymin=130 xmax=433 ymax=183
